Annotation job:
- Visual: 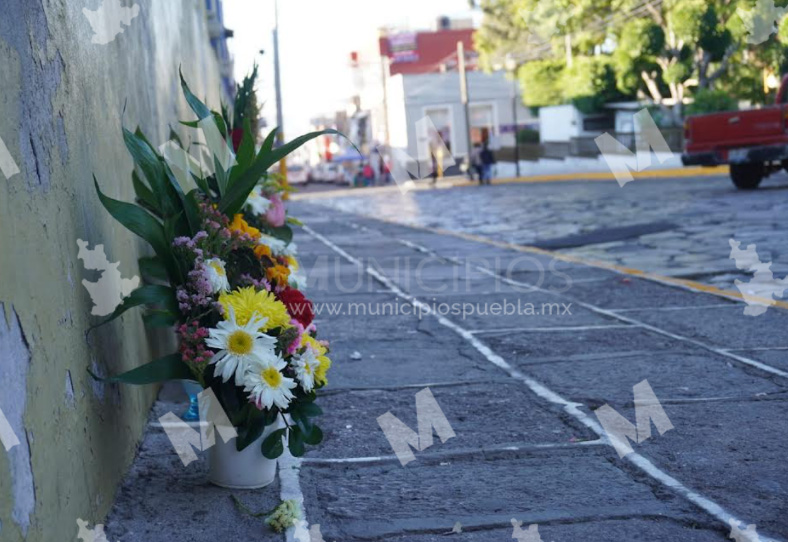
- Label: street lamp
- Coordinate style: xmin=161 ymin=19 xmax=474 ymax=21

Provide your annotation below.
xmin=273 ymin=0 xmax=287 ymax=187
xmin=505 ymin=55 xmax=521 ymax=178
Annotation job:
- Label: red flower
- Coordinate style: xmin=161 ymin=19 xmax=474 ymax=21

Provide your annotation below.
xmin=278 ymin=288 xmax=314 ymax=327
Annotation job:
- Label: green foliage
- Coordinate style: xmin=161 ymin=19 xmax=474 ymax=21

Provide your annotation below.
xmin=517 ymin=128 xmax=540 ymax=144
xmin=564 ymin=56 xmax=623 ymax=113
xmin=519 ymin=59 xmax=565 ymax=107
xmin=477 ymin=0 xmax=784 ymax=114
xmin=233 ymin=64 xmax=261 ymax=133
xmin=686 ymin=88 xmax=739 ymax=115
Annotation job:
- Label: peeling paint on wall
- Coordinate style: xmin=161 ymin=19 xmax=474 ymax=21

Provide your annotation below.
xmin=0 ymin=304 xmax=35 ymax=536
xmin=65 ymin=370 xmax=76 ymax=409
xmin=0 ymin=0 xmax=65 ymax=192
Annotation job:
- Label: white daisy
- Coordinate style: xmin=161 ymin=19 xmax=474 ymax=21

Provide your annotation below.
xmin=204 ymin=257 xmax=230 ymax=293
xmin=289 ymin=268 xmax=307 ymax=291
xmin=258 ymin=234 xmax=296 ymax=257
xmin=244 ymin=357 xmax=297 ymax=410
xmin=291 ymin=347 xmax=321 ymax=392
xmin=245 ymin=189 xmax=271 ymax=216
xmin=205 ymin=308 xmax=277 ymax=385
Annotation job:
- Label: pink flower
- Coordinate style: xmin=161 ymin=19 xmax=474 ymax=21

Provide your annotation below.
xmin=265 ymin=195 xmax=286 ymax=227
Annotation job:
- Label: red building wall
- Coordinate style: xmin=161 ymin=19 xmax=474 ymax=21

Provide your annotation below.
xmin=379 ymin=28 xmax=476 ymax=76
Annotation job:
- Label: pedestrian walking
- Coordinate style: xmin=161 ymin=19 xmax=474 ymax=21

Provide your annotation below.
xmin=470 ymin=143 xmax=483 ymax=183
xmin=362 ymin=162 xmax=375 ymax=187
xmin=480 ymin=142 xmax=495 ymax=185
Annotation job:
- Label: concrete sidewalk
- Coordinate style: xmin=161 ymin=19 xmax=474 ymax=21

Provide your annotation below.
xmin=104 ymin=203 xmax=787 ymax=542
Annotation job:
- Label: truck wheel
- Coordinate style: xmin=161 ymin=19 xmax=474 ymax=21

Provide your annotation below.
xmin=730 ymin=163 xmax=764 ymax=190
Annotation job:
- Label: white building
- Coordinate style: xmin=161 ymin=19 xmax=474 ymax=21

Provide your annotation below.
xmin=386 ymin=70 xmax=533 ymax=163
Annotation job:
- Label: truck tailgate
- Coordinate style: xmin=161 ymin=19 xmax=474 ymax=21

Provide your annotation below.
xmin=688 ymin=107 xmax=787 ymax=151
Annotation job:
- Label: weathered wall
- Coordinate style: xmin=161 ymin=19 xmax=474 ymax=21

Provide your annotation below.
xmin=0 ymin=1 xmax=224 ymax=540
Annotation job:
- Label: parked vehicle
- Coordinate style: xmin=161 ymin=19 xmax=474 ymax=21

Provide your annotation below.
xmin=311 ymin=163 xmax=335 ymax=183
xmin=682 ymin=75 xmax=788 ymax=190
xmin=287 ymin=165 xmax=308 ymax=184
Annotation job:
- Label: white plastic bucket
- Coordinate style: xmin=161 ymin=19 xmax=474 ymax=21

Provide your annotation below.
xmin=208 ymin=417 xmax=284 ymax=489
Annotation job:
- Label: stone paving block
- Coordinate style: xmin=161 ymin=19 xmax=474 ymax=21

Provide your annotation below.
xmin=564 ymin=276 xmax=739 ymax=310
xmin=300 ymin=448 xmax=702 ymax=540
xmin=619 ymin=399 xmax=788 ymax=538
xmin=726 ymin=349 xmax=788 ymax=372
xmin=306 ymin=382 xmax=593 ymax=459
xmin=520 ymin=352 xmax=787 ymax=410
xmin=323 ymin=338 xmax=503 ymax=389
xmin=104 ymin=415 xmax=281 ymax=542
xmin=409 ymin=291 xmax=615 ymax=331
xmin=480 ymin=325 xmax=700 ymax=363
xmin=377 ymin=519 xmax=729 ymax=542
xmin=623 ymin=305 xmax=788 ymax=349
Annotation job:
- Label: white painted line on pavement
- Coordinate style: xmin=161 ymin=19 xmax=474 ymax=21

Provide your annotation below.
xmin=279 ymin=450 xmax=310 ymax=542
xmin=304 ymin=223 xmax=784 ymax=542
xmin=469 ymin=324 xmax=635 ymax=335
xmin=482 ymin=268 xmax=788 ymax=379
xmin=612 ymin=304 xmax=735 ymax=313
xmin=303 ymin=440 xmax=605 ymax=465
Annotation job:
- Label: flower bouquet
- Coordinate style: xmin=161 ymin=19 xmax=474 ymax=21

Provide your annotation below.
xmin=91 ymin=70 xmax=336 ymax=483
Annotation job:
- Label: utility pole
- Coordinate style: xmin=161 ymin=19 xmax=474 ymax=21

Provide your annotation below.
xmin=273 ymin=0 xmax=287 ymax=187
xmin=506 ymin=56 xmax=521 ymax=178
xmin=457 ymin=41 xmax=472 ymax=174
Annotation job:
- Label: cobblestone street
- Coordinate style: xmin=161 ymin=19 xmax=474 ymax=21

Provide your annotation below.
xmin=299 ymin=174 xmax=788 ymax=291
xmin=281 ymin=197 xmax=788 ymax=541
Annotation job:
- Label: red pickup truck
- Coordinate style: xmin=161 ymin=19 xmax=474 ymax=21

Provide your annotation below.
xmin=682 ymin=75 xmax=788 ymax=190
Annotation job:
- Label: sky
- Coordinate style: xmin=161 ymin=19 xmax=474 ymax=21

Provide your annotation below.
xmin=222 ymin=0 xmax=476 ymax=136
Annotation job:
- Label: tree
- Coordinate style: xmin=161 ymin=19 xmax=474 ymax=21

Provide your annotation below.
xmin=475 ymin=0 xmax=788 ymax=120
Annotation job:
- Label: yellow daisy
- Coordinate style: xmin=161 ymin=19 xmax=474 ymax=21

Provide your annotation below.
xmin=219 ymin=287 xmax=290 ymax=331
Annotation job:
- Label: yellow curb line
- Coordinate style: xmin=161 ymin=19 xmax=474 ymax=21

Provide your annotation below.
xmin=431 ymin=228 xmax=788 ymax=312
xmin=291 ymin=166 xmax=730 ymax=200
xmin=342 ymin=212 xmax=787 ymax=312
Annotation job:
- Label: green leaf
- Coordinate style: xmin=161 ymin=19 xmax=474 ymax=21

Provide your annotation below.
xmin=131 ymin=170 xmax=158 ymax=213
xmin=259 ymin=128 xmax=278 ymax=158
xmin=219 ymin=129 xmax=343 ymax=216
xmin=266 ymin=224 xmax=293 ymax=244
xmin=286 ymin=216 xmax=304 ymax=227
xmin=235 ymin=119 xmax=256 ymax=171
xmin=261 ymin=428 xmax=286 ymax=459
xmin=287 ymin=426 xmax=305 ymax=457
xmin=303 ymin=424 xmax=323 ymax=446
xmin=180 ymin=67 xmax=212 ymax=120
xmin=93 ymin=177 xmax=172 ymax=266
xmin=289 ymin=408 xmax=313 ymax=436
xmin=300 ymin=402 xmax=323 ymax=417
xmin=91 ymin=284 xmax=177 ymax=329
xmin=142 ymin=310 xmax=178 ymax=327
xmin=214 ymin=153 xmax=229 ymax=196
xmin=236 ymin=407 xmax=267 ymax=451
xmin=138 ymin=256 xmax=168 ymax=281
xmin=88 ymin=353 xmax=192 ymax=385
xmin=123 ymin=128 xmax=176 ymax=216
